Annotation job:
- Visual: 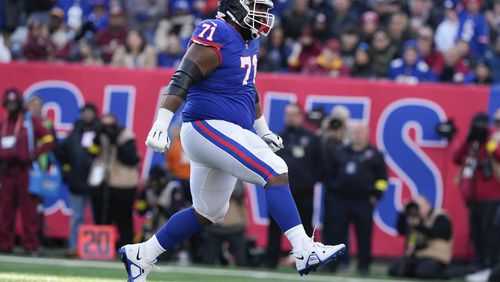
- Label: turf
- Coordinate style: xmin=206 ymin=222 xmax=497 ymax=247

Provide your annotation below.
xmin=0 ymin=255 xmax=461 ymax=282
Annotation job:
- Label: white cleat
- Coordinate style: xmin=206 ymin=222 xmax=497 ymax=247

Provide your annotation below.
xmin=293 ymin=238 xmax=346 ymax=276
xmin=119 ymin=243 xmax=156 ymax=282
xmin=465 ymin=268 xmax=492 ymax=282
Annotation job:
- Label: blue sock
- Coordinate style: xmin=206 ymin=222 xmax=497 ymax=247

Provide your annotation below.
xmin=265 ymin=185 xmax=302 ymax=232
xmin=155 ymin=207 xmax=204 ymax=250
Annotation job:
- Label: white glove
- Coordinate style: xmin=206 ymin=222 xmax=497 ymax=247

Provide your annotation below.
xmin=254 ymin=115 xmax=284 ymax=153
xmin=261 ymin=132 xmax=284 ymax=152
xmin=146 ymin=108 xmax=173 ymax=153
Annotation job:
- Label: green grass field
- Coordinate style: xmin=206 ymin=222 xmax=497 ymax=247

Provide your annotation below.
xmin=0 ymin=255 xmax=463 ymax=282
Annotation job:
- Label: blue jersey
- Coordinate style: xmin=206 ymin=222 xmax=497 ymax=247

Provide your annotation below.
xmin=182 ymin=19 xmax=259 ymax=130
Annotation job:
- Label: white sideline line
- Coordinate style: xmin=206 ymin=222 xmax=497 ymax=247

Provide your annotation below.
xmin=0 ymin=255 xmax=389 ymax=282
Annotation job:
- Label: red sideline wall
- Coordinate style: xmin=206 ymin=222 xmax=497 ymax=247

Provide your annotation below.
xmin=0 ymin=62 xmax=490 ymax=259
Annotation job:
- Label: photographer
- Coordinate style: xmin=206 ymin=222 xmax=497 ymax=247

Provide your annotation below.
xmin=388 ymin=197 xmax=453 ymax=279
xmin=320 ymin=105 xmax=351 ymax=153
xmin=453 ymin=112 xmax=500 ymax=274
xmin=88 ymin=114 xmax=140 ymax=248
xmin=322 ymin=122 xmax=388 ymax=275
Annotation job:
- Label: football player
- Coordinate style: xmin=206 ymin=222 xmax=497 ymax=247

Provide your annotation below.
xmin=119 ymin=0 xmax=345 ymax=280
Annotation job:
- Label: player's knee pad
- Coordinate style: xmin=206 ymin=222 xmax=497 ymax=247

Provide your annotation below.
xmin=193 ymin=202 xmax=229 ymax=223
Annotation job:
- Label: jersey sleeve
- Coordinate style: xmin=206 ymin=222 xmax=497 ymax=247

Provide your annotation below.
xmin=190 ymin=20 xmax=229 ymax=64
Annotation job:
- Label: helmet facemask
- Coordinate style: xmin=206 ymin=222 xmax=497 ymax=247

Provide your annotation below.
xmin=242 ymin=0 xmax=275 ymax=38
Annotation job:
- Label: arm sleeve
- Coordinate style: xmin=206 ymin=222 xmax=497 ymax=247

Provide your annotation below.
xmin=415 ymin=215 xmax=452 ymax=240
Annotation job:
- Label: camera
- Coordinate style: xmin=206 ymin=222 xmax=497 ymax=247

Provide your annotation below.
xmin=436 ymin=119 xmax=457 ymax=141
xmin=467 ymin=113 xmax=489 ymax=143
xmin=305 ymin=108 xmax=326 ymax=128
xmin=329 ymin=118 xmax=344 ymax=130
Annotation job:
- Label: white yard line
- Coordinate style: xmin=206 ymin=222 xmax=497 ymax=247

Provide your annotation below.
xmin=0 ymin=255 xmax=391 ymax=282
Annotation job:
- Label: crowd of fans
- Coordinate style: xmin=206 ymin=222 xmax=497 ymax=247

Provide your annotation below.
xmin=1 ymin=0 xmax=500 ymax=84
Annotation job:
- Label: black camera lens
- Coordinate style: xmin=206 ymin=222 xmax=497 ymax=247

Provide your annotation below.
xmin=329 ymin=118 xmax=343 ymax=130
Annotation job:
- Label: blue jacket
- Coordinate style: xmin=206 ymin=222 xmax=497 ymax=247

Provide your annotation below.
xmin=457 ymin=12 xmax=489 ymax=56
xmin=389 ymin=58 xmax=437 ymax=83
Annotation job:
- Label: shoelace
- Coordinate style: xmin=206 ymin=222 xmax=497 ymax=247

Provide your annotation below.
xmin=310 ymin=225 xmax=325 ymax=247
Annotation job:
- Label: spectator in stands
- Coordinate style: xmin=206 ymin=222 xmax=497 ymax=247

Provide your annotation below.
xmin=0 ymin=88 xmax=55 ymax=255
xmin=0 ymin=34 xmax=11 ymax=62
xmin=157 ymin=32 xmax=184 ymax=68
xmin=312 ymin=12 xmax=332 ymax=43
xmin=24 ymin=0 xmax=55 ymax=24
xmin=458 ymin=0 xmax=489 ymax=56
xmin=417 ymin=26 xmax=445 ymax=76
xmin=408 ymin=0 xmax=441 ymax=36
xmin=88 ymin=113 xmax=139 ymax=248
xmin=201 ymin=181 xmax=248 ymax=266
xmin=371 ymin=0 xmax=401 ymax=25
xmin=388 ymin=11 xmax=410 ymax=47
xmin=440 ymin=46 xmax=471 ymax=83
xmin=303 ymin=38 xmax=349 ymax=77
xmin=435 ymin=0 xmax=460 ymax=53
xmin=258 ymin=27 xmax=289 ymax=72
xmin=154 ymin=1 xmax=195 ymax=52
xmin=266 ymin=103 xmax=322 ymax=268
xmin=57 ymin=103 xmax=100 ymax=257
xmin=351 ymin=42 xmax=375 ymax=78
xmin=55 ymin=0 xmax=92 ymax=24
xmin=287 ymin=26 xmax=322 ymax=72
xmin=281 ymin=0 xmax=314 ymax=41
xmin=48 ymin=8 xmax=73 ymax=61
xmin=388 ymin=197 xmax=453 ymax=279
xmin=389 ymin=40 xmax=436 ymax=84
xmin=485 ymin=36 xmax=500 ymax=82
xmin=464 ymin=59 xmax=494 ymax=84
xmin=323 ymin=122 xmax=388 ymax=275
xmin=71 ymin=39 xmax=103 ymax=65
xmin=95 ymin=6 xmax=127 ymax=63
xmin=327 ymin=0 xmax=359 ymax=38
xmin=453 ymin=112 xmax=500 ymax=275
xmin=370 ymin=29 xmax=398 ymax=78
xmin=125 ymin=0 xmax=167 ymax=44
xmin=112 ymin=29 xmax=157 ymax=68
xmin=360 ymin=11 xmax=379 ymax=43
xmin=340 ymin=25 xmax=360 ymax=69
xmin=87 ymin=0 xmax=110 ymax=32
xmin=486 ymin=0 xmax=500 ymax=41
xmin=1 ymin=0 xmax=23 ymax=33
xmin=22 ymin=18 xmax=53 ymax=61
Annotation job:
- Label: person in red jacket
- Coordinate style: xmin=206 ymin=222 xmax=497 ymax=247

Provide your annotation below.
xmin=0 ymin=88 xmax=55 ymax=255
xmin=453 ymin=112 xmax=500 ymax=272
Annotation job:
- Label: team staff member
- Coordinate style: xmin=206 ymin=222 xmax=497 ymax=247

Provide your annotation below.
xmin=0 ymin=88 xmax=55 ymax=254
xmin=265 ymin=103 xmax=323 ymax=268
xmin=322 ymin=122 xmax=388 ymax=275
